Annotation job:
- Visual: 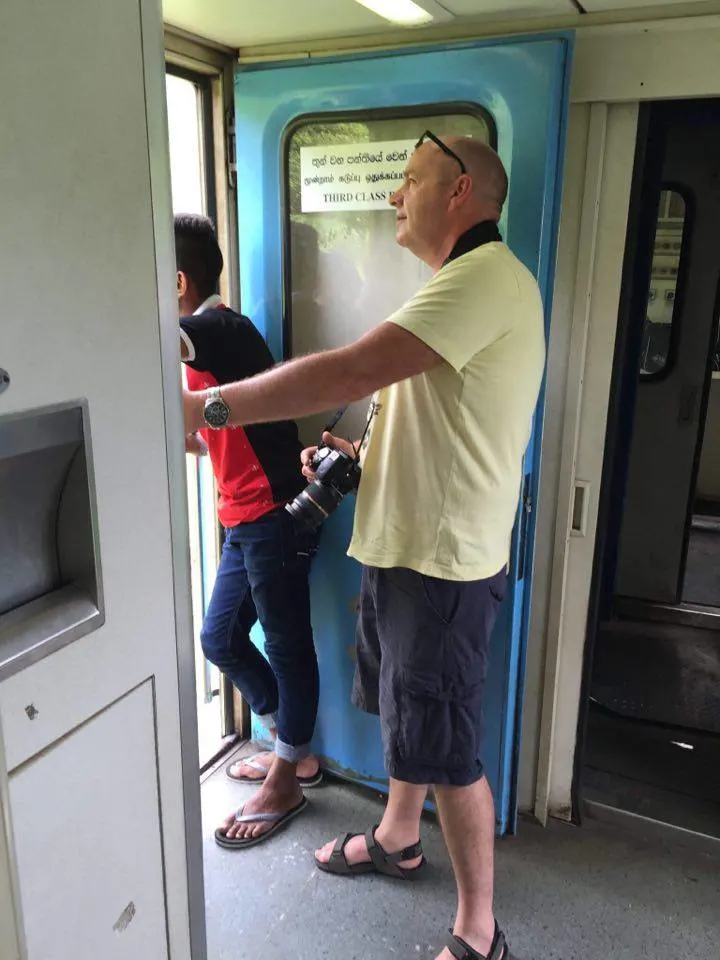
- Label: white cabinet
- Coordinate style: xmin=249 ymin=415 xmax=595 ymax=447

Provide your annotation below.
xmin=9 ymin=684 xmax=168 ymax=960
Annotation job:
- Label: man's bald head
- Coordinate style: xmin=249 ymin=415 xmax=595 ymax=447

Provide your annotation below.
xmin=390 ymin=135 xmax=509 ymax=269
xmin=447 ymin=138 xmax=507 ymax=217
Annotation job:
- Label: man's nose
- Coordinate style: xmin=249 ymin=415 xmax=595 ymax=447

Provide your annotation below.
xmin=389 ymin=189 xmax=402 ymax=207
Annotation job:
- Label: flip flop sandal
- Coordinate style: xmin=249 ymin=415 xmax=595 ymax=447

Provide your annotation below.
xmin=225 ymin=754 xmax=324 ymax=788
xmin=314 ymin=824 xmax=426 ymax=880
xmin=446 ymin=923 xmax=516 ymax=960
xmin=214 ymin=796 xmax=309 ymax=850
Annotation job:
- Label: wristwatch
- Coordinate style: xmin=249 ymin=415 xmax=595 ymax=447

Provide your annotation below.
xmin=203 ymin=386 xmax=231 ymax=430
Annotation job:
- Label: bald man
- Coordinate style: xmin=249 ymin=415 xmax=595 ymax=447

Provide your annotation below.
xmin=184 ymin=133 xmax=545 ymax=960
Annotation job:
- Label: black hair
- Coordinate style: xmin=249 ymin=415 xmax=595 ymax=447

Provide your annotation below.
xmin=174 ymin=214 xmax=223 ymax=300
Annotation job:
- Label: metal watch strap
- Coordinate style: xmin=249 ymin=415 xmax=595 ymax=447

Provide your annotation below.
xmin=203 ymin=386 xmax=230 ymax=429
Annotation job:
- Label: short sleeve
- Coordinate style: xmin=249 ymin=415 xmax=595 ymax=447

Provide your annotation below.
xmin=180 ymin=309 xmax=278 ymax=384
xmin=179 ymin=314 xmax=219 ymax=371
xmin=387 ymin=248 xmax=518 ymax=373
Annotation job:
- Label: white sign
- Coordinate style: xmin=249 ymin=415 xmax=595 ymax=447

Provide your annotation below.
xmin=300 ymin=139 xmax=415 ymax=213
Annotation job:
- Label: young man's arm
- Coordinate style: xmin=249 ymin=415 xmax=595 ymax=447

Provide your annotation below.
xmin=184 ymin=322 xmax=443 ymax=433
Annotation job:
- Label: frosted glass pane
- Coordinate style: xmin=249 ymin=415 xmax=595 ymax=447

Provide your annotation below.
xmin=286 ymin=111 xmax=492 ymax=444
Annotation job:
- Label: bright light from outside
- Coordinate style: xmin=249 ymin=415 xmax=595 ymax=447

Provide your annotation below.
xmin=354 ymin=0 xmax=434 ymax=26
xmin=165 ymin=74 xmax=205 ymax=214
xmin=165 ymin=71 xmax=221 ymax=765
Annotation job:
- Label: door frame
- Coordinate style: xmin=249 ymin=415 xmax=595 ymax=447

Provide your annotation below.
xmin=570 ymin=100 xmax=662 ymax=817
xmin=529 ymin=99 xmax=640 ymax=824
xmin=165 ymin=38 xmax=246 ymax=748
xmin=575 ymin=98 xmax=720 ymax=819
xmin=527 ymin=15 xmax=720 ymax=826
xmin=147 ymin=9 xmax=210 ymax=957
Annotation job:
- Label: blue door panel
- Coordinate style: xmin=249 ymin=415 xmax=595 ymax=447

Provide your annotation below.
xmin=235 ymin=34 xmax=572 ymax=833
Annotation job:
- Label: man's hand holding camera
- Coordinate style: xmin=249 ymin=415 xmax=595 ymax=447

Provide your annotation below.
xmin=300 ymin=432 xmax=358 ymax=480
xmin=287 ymin=431 xmax=362 ymax=531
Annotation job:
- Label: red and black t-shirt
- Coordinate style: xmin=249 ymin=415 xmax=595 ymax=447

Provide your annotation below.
xmin=181 ymin=307 xmax=304 ymax=527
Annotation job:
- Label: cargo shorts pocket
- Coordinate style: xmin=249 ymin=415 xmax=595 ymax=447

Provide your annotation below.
xmin=397 ymin=672 xmax=483 ymax=771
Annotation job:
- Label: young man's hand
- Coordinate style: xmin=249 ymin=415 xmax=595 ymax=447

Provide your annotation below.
xmin=185 ymin=431 xmax=208 ymax=456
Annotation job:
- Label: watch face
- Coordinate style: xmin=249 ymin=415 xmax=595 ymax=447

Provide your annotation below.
xmin=204 ymin=398 xmax=229 ymax=429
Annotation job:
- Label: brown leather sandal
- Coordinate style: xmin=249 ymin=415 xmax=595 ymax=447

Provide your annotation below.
xmin=314 ymin=825 xmax=426 ymax=879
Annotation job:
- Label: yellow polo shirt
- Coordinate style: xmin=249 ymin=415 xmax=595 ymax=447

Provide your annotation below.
xmin=347 ymin=241 xmax=545 ymax=581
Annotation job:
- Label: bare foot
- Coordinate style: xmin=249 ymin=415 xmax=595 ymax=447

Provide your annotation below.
xmin=227 ymin=751 xmax=320 ymax=783
xmin=217 ymin=775 xmax=304 ymax=843
xmin=314 ymin=825 xmax=423 ymax=870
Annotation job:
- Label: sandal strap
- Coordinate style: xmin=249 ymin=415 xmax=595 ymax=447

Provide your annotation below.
xmin=328 ymin=833 xmax=356 ymax=866
xmin=237 ymin=757 xmax=269 ymax=774
xmin=233 ymin=806 xmax=284 ymax=824
xmin=365 ymin=825 xmax=423 ymax=878
xmin=446 ymin=924 xmax=507 ymax=960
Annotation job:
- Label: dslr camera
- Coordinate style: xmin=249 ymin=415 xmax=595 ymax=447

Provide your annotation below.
xmin=285 ymin=442 xmax=361 ymax=532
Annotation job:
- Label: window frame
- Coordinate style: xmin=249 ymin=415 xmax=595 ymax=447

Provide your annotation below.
xmin=165 ymin=65 xmax=218 ymax=231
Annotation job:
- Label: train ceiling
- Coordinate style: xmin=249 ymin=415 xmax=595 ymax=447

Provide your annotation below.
xmin=163 ymin=0 xmax=717 ymax=51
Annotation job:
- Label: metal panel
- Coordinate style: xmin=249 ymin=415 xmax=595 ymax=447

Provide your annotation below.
xmin=539 ymin=102 xmax=640 ymax=822
xmin=534 ymin=102 xmax=608 ymax=824
xmin=572 ymin=22 xmax=720 ymax=104
xmin=0 ymin=402 xmax=104 ymax=681
xmin=518 ymin=101 xmax=591 ymax=815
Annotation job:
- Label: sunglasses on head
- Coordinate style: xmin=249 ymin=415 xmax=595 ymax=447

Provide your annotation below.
xmin=414 ymin=130 xmax=467 ymax=175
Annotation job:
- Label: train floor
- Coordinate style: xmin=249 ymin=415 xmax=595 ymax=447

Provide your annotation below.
xmin=200 ymin=742 xmax=720 ymax=960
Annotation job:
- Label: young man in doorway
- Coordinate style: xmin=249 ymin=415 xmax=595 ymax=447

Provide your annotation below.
xmin=183 ymin=136 xmax=545 ymax=959
xmin=176 ymin=214 xmax=322 ymax=848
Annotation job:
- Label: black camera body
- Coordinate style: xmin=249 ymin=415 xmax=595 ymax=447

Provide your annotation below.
xmin=285 ymin=444 xmax=361 ymax=531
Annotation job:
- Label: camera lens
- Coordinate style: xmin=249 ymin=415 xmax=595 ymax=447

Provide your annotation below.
xmin=285 ymin=479 xmax=345 ymax=531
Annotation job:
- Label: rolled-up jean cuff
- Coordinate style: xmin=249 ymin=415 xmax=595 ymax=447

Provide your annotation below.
xmin=275 ymin=738 xmax=311 ymax=764
xmin=257 ymin=712 xmax=277 ymax=731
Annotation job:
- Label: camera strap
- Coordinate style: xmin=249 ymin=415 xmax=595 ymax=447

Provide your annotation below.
xmin=322 ymin=404 xmax=371 ymax=465
xmin=323 ymin=406 xmax=349 ymax=433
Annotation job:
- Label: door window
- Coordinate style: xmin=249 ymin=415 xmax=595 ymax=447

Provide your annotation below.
xmin=639 ymin=188 xmax=688 ymax=378
xmin=284 ymin=109 xmax=494 ymax=443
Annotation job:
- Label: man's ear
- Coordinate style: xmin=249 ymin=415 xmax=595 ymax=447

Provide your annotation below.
xmin=177 ymin=270 xmax=189 ymax=299
xmin=449 ymin=174 xmax=472 ymax=210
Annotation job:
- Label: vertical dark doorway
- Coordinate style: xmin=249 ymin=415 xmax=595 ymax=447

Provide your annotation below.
xmin=578 ymin=100 xmax=720 ymax=838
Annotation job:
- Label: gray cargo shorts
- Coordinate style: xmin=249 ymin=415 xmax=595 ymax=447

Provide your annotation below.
xmin=351 ymin=564 xmax=506 ymax=787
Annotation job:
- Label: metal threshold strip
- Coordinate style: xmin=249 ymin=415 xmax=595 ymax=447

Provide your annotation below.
xmin=584 ymin=799 xmax=720 ymax=858
xmin=613 ymin=596 xmax=720 ymax=631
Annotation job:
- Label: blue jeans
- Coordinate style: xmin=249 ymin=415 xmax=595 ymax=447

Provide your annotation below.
xmin=200 ymin=507 xmax=319 ymax=763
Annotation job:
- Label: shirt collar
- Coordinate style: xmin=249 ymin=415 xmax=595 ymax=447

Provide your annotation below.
xmin=193 ymin=293 xmax=224 ymax=316
xmin=443 ymin=221 xmax=502 ymax=267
